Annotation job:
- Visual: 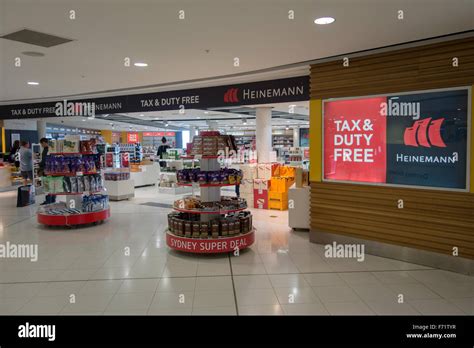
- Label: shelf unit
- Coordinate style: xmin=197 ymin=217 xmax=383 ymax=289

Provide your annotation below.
xmin=37 ymin=152 xmax=110 ymax=227
xmin=166 ymin=132 xmax=255 ymax=254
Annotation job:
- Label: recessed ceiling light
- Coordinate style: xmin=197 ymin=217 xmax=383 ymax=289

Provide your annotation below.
xmin=197 ymin=116 xmax=201 ymax=119
xmin=27 ymin=81 xmax=39 ymax=85
xmin=204 ymin=111 xmax=209 ymax=114
xmin=314 ymin=17 xmax=335 ymax=25
xmin=134 ymin=62 xmax=148 ymax=67
xmin=140 ymin=114 xmax=144 ymax=116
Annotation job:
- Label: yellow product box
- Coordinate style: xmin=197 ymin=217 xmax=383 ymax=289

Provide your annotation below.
xmin=269 ymin=191 xmax=288 ymax=202
xmin=269 ymin=199 xmax=288 ymax=211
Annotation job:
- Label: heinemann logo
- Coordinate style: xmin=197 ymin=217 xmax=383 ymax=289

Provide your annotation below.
xmin=404 ymin=117 xmax=446 ymax=148
xmin=55 ymin=100 xmax=95 ymax=118
xmin=224 ymin=88 xmax=239 ymax=103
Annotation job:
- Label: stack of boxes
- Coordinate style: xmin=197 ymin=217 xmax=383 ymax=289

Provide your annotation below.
xmin=239 ymin=164 xmax=257 ymax=204
xmin=253 ymin=163 xmax=279 ymax=210
xmin=268 ymin=165 xmax=296 ymax=211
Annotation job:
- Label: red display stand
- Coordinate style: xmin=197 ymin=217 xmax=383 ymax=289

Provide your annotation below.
xmin=166 ymin=229 xmax=255 ymax=253
xmin=37 ymin=208 xmax=110 ymax=226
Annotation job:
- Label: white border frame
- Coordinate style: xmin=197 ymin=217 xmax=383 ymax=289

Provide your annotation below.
xmin=321 ymin=86 xmax=472 ymax=192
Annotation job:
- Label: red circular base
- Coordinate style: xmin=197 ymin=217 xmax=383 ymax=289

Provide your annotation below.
xmin=37 ymin=208 xmax=110 ymax=226
xmin=166 ymin=229 xmax=255 ymax=253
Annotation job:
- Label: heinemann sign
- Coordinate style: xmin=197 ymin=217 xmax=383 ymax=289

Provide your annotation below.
xmin=0 ymin=76 xmax=309 ymax=120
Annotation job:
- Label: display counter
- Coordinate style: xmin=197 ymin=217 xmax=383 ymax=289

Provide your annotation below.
xmin=288 ymin=184 xmax=310 ymax=230
xmin=130 ymin=162 xmax=160 ymax=187
xmin=105 ymin=179 xmax=135 ymax=201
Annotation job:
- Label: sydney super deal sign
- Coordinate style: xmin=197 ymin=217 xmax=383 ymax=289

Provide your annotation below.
xmin=323 ymin=88 xmax=469 ymax=190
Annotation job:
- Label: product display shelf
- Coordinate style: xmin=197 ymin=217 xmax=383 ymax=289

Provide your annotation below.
xmin=37 ymin=208 xmax=110 ymax=226
xmin=173 ymin=205 xmax=247 ymax=215
xmin=37 ymin=151 xmax=110 ymax=227
xmin=176 ymin=182 xmax=237 ymax=187
xmin=166 ymin=156 xmax=255 ymax=253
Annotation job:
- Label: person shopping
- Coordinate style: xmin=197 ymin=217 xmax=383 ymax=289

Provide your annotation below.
xmin=39 ymin=138 xmax=56 ymax=205
xmin=18 ymin=141 xmax=33 ymax=186
xmin=156 ymin=136 xmax=170 ymax=168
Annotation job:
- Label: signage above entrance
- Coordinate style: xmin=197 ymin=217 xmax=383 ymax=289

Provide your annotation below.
xmin=0 ymin=76 xmax=309 ymax=120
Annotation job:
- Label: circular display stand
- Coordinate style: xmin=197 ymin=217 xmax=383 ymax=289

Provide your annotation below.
xmin=166 ymin=229 xmax=255 ymax=253
xmin=37 ymin=208 xmax=110 ymax=226
xmin=173 ymin=206 xmax=246 ymax=214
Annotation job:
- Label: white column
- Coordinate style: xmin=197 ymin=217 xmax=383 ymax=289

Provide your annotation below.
xmin=207 ymin=120 xmax=218 ymax=131
xmin=293 ymin=126 xmax=299 ymax=148
xmin=190 ymin=126 xmax=196 ymax=141
xmin=37 ymin=120 xmax=47 ymax=139
xmin=255 ymin=107 xmax=272 ymax=163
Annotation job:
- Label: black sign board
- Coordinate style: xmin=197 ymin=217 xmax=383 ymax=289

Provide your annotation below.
xmin=0 ymin=76 xmax=309 ymax=119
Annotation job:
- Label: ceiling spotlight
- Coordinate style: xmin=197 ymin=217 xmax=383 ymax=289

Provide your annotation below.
xmin=27 ymin=81 xmax=39 ymax=85
xmin=197 ymin=116 xmax=201 ymax=119
xmin=165 ymin=122 xmax=169 ymax=127
xmin=134 ymin=62 xmax=148 ymax=67
xmin=204 ymin=111 xmax=209 ymax=114
xmin=242 ymin=119 xmax=247 ymax=125
xmin=140 ymin=114 xmax=144 ymax=116
xmin=286 ymin=126 xmax=289 ymax=130
xmin=82 ymin=119 xmax=86 ymax=122
xmin=314 ymin=17 xmax=335 ymax=25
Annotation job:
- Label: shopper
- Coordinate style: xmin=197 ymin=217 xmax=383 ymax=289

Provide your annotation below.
xmin=157 ymin=136 xmax=170 ymax=168
xmin=19 ymin=141 xmax=33 ymax=186
xmin=39 ymin=138 xmax=56 ymax=205
xmin=9 ymin=140 xmax=20 ymax=168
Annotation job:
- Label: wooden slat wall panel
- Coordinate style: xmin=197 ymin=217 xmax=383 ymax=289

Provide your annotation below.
xmin=311 ymin=182 xmax=474 ymax=258
xmin=310 ymin=37 xmax=474 ymax=259
xmin=310 ymin=37 xmax=474 ymax=99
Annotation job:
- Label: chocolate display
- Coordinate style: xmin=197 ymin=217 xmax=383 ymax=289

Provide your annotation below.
xmin=174 ymin=196 xmax=247 ymax=212
xmin=45 ymin=154 xmax=100 ymax=175
xmin=168 ymin=211 xmax=253 ymax=238
xmin=177 ymin=168 xmax=242 ymax=185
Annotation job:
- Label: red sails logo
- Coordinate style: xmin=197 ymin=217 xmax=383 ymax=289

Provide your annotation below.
xmin=224 ymin=88 xmax=239 ymax=103
xmin=403 ymin=117 xmax=446 ymax=148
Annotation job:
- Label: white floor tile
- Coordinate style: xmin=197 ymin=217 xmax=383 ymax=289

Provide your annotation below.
xmin=79 ymin=280 xmax=123 ymax=295
xmin=304 ymin=273 xmax=345 ymax=287
xmin=192 ymin=306 xmax=236 ymax=315
xmin=193 ymin=290 xmax=235 ymax=308
xmin=324 ymin=301 xmax=375 ymax=315
xmin=118 ymin=279 xmax=159 ymax=293
xmin=238 ymin=304 xmax=284 ymax=315
xmin=386 ymin=283 xmax=441 ymax=300
xmin=156 ymin=277 xmax=196 ymax=293
xmin=17 ymin=296 xmax=69 ymax=315
xmin=106 ymin=292 xmax=154 ymax=311
xmin=281 ymin=303 xmax=329 ymax=315
xmin=409 ymin=299 xmax=466 ymax=315
xmin=236 ymin=288 xmax=279 ymax=306
xmin=274 ymin=287 xmax=319 ymax=305
xmin=269 ymin=274 xmax=309 ymax=288
xmin=233 ymin=275 xmax=273 ymax=289
xmin=149 ymin=291 xmax=194 ymax=309
xmin=194 ymin=276 xmax=233 ymax=291
xmin=372 ymin=271 xmax=420 ymax=284
xmin=313 ymin=285 xmax=361 ymax=303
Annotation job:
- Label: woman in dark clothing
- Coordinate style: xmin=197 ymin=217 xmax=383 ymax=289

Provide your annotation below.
xmin=156 ymin=137 xmax=170 ymax=168
xmin=9 ymin=140 xmax=20 ymax=167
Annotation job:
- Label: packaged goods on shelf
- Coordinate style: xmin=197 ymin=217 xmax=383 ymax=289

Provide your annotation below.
xmin=239 ymin=163 xmax=258 ymax=180
xmin=270 ymin=177 xmax=294 ymax=193
xmin=167 ymin=211 xmax=252 ymax=238
xmin=37 ymin=202 xmax=82 ymax=215
xmin=45 ymin=154 xmax=100 ymax=175
xmin=257 ymin=163 xmax=280 ymax=180
xmin=82 ymin=194 xmax=109 ymax=212
xmin=240 ymin=179 xmax=254 ymax=194
xmin=43 ymin=174 xmax=103 ymax=194
xmin=177 ymin=168 xmax=242 ymax=185
xmin=253 ymin=189 xmax=268 ymax=209
xmin=173 ymin=196 xmax=247 ymax=212
xmin=104 ymin=172 xmax=130 ymax=181
xmin=253 ymin=179 xmax=270 ymax=191
xmin=190 ymin=132 xmax=237 ymax=156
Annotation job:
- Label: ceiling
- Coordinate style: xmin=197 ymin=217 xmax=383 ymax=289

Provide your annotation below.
xmin=1 ymin=0 xmax=473 ymax=103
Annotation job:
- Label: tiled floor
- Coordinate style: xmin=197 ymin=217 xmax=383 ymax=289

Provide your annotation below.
xmin=0 ymin=186 xmax=472 ymax=315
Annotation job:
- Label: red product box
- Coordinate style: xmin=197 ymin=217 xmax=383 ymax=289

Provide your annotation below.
xmin=253 ymin=189 xmax=268 ymax=209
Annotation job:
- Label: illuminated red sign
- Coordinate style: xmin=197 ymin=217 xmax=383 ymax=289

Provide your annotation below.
xmin=143 ymin=131 xmax=176 ymax=137
xmin=324 ymin=97 xmax=387 ymax=183
xmin=127 ymin=132 xmax=139 ymax=143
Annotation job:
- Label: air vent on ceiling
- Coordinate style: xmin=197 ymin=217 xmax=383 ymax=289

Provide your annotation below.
xmin=0 ymin=29 xmax=73 ymax=48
